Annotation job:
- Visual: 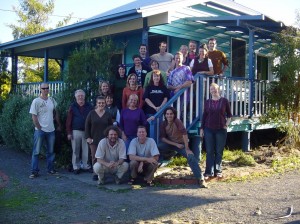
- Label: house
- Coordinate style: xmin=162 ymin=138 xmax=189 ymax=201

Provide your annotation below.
xmin=0 ymin=0 xmax=286 ymax=150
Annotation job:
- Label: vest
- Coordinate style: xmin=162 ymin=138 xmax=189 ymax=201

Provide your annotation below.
xmin=192 ymin=57 xmax=209 ymax=75
xmin=71 ymin=102 xmax=93 ymax=131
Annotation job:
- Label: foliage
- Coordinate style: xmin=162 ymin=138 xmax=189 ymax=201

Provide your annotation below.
xmin=223 ymin=149 xmax=256 ymax=166
xmin=0 ymin=95 xmax=34 ymax=153
xmin=271 ymin=156 xmax=300 ymax=173
xmin=8 ymin=0 xmax=71 ymax=82
xmin=262 ymin=23 xmax=300 ymax=146
xmin=167 ymin=156 xmax=188 ymax=167
xmin=66 ymin=37 xmax=119 ymax=102
xmin=0 ymin=50 xmax=12 ymax=113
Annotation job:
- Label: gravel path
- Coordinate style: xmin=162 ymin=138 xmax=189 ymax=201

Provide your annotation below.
xmin=0 ymin=146 xmax=299 ymax=224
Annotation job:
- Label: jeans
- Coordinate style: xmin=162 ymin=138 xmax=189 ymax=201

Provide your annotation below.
xmin=158 ymin=136 xmax=203 ymax=179
xmin=31 ymin=130 xmax=56 ymax=173
xmin=204 ymin=127 xmax=227 ymax=176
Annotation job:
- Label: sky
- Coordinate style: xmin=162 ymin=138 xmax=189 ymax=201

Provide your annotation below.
xmin=0 ymin=0 xmax=299 ymax=43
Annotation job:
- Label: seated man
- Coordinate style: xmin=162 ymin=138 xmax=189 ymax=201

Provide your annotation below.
xmin=127 ymin=126 xmax=159 ymax=186
xmin=158 ymin=107 xmax=208 ymax=188
xmin=93 ymin=126 xmax=129 ymax=185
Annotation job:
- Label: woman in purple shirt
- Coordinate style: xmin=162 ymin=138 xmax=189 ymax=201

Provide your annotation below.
xmin=120 ymin=93 xmax=148 ymax=151
xmin=200 ymin=83 xmax=232 ymax=179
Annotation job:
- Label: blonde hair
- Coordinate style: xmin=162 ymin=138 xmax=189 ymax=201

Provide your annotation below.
xmin=127 ymin=93 xmax=139 ymax=107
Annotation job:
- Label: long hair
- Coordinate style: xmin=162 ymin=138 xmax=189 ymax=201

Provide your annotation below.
xmin=163 ymin=106 xmax=177 ymax=121
xmin=149 ymin=70 xmax=165 ymax=87
xmin=126 ymin=93 xmax=139 ymax=108
xmin=98 ymin=81 xmax=111 ymax=96
xmin=126 ymin=73 xmax=138 ymax=90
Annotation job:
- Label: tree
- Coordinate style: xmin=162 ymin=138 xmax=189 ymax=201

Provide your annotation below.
xmin=8 ymin=0 xmax=71 ymax=82
xmin=262 ymin=15 xmax=300 ymax=145
xmin=0 ymin=50 xmax=11 ymax=101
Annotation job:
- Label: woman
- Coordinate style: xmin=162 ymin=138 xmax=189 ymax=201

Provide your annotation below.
xmin=120 ymin=93 xmax=148 ymax=150
xmin=105 ymin=94 xmax=120 ymax=126
xmin=85 ymin=96 xmax=113 ymax=180
xmin=200 ymin=83 xmax=232 ymax=179
xmin=190 ymin=43 xmax=214 ymax=75
xmin=158 ymin=107 xmax=207 ymax=188
xmin=143 ymin=70 xmax=169 ymax=117
xmin=112 ymin=64 xmax=127 ymax=110
xmin=93 ymin=81 xmax=111 ymax=107
xmin=122 ymin=73 xmax=144 ymax=109
xmin=167 ymin=45 xmax=191 ymax=74
xmin=143 ymin=60 xmax=167 ymax=89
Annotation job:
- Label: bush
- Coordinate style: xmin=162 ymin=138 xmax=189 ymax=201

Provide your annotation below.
xmin=0 ymin=95 xmax=34 ymax=151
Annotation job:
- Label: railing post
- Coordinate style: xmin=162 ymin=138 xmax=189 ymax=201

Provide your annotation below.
xmin=199 ymin=75 xmax=205 ymax=124
xmin=248 ymin=29 xmax=255 ymax=117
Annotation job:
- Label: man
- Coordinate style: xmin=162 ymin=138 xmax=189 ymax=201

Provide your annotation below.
xmin=93 ymin=126 xmax=129 ymax=185
xmin=139 ymin=44 xmax=151 ymax=67
xmin=150 ymin=41 xmax=174 ymax=73
xmin=128 ymin=54 xmax=152 ymax=87
xmin=207 ymin=38 xmax=229 ymax=76
xmin=66 ymin=89 xmax=93 ymax=174
xmin=29 ymin=83 xmax=61 ymax=178
xmin=127 ymin=126 xmax=159 ymax=186
xmin=167 ymin=52 xmax=194 ymax=94
xmin=187 ymin=40 xmax=197 ymax=61
xmin=158 ymin=107 xmax=208 ymax=188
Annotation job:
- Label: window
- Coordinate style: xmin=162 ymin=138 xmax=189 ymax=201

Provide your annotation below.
xmin=231 ymin=38 xmax=246 ymax=77
xmin=257 ymin=55 xmax=268 ymax=80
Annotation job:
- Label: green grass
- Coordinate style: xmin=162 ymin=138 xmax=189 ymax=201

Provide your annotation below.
xmin=0 ymin=186 xmax=42 ymax=210
xmin=271 ymin=156 xmax=300 ymax=173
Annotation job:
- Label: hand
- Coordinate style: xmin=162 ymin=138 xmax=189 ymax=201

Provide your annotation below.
xmin=56 ymin=125 xmax=62 ymax=131
xmin=138 ymin=162 xmax=144 ymax=173
xmin=122 ymin=133 xmax=127 ymax=142
xmin=146 ymin=157 xmax=158 ymax=165
xmin=200 ymin=129 xmax=204 ymax=138
xmin=67 ymin=134 xmax=72 ymax=140
xmin=186 ymin=148 xmax=194 ymax=155
xmin=147 ymin=116 xmax=155 ymax=122
xmin=176 ymin=143 xmax=184 ymax=149
xmin=87 ymin=138 xmax=93 ymax=144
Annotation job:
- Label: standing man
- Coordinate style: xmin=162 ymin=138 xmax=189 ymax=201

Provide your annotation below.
xmin=127 ymin=126 xmax=159 ymax=186
xmin=93 ymin=126 xmax=129 ymax=185
xmin=66 ymin=89 xmax=93 ymax=174
xmin=187 ymin=40 xmax=197 ymax=61
xmin=150 ymin=41 xmax=174 ymax=73
xmin=29 ymin=83 xmax=61 ymax=178
xmin=207 ymin=38 xmax=229 ymax=76
xmin=139 ymin=44 xmax=151 ymax=67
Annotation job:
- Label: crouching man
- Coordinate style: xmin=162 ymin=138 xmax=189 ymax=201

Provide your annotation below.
xmin=128 ymin=126 xmax=160 ymax=186
xmin=93 ymin=126 xmax=129 ymax=185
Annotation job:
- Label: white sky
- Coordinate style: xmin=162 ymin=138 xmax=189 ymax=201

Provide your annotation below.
xmin=0 ymin=0 xmax=299 ymax=43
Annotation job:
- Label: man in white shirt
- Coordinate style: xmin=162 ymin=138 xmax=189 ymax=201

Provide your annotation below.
xmin=29 ymin=82 xmax=61 ymax=178
xmin=93 ymin=126 xmax=129 ymax=185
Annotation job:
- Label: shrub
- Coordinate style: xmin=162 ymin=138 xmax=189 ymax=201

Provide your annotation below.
xmin=0 ymin=94 xmax=34 ymax=151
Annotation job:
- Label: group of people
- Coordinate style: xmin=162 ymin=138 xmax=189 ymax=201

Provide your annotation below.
xmin=28 ymin=37 xmax=232 ymax=188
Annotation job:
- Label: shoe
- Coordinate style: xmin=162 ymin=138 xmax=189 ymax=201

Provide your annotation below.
xmin=198 ymin=179 xmax=208 ymax=188
xmin=92 ymin=174 xmax=98 ymax=181
xmin=48 ymin=170 xmax=58 ymax=175
xmin=73 ymin=169 xmax=80 ymax=175
xmin=29 ymin=173 xmax=39 ymax=179
xmin=128 ymin=178 xmax=135 ymax=185
xmin=146 ymin=181 xmax=154 ymax=187
xmin=115 ymin=176 xmax=121 ymax=185
xmin=97 ymin=179 xmax=105 ymax=185
xmin=215 ymin=173 xmax=223 ymax=178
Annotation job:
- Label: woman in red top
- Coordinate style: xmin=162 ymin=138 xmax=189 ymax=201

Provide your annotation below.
xmin=122 ymin=73 xmax=144 ymax=109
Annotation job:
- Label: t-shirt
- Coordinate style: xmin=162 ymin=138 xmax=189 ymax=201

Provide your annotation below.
xmin=95 ymin=138 xmax=127 ymax=162
xmin=207 ymin=50 xmax=228 ymax=75
xmin=29 ymin=97 xmax=57 ymax=132
xmin=150 ymin=53 xmax=174 ymax=72
xmin=127 ymin=137 xmax=160 ymax=157
xmin=143 ymin=85 xmax=170 ymax=115
xmin=120 ymin=108 xmax=148 ymax=136
xmin=160 ymin=118 xmax=187 ymax=144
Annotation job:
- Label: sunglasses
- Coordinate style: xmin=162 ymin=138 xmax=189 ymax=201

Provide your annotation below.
xmin=41 ymin=87 xmax=49 ymax=90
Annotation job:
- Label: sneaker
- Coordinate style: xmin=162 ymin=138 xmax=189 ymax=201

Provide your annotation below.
xmin=48 ymin=170 xmax=58 ymax=175
xmin=198 ymin=179 xmax=208 ymax=188
xmin=98 ymin=179 xmax=105 ymax=185
xmin=215 ymin=172 xmax=223 ymax=178
xmin=115 ymin=176 xmax=121 ymax=185
xmin=73 ymin=169 xmax=80 ymax=175
xmin=92 ymin=174 xmax=98 ymax=181
xmin=29 ymin=173 xmax=39 ymax=179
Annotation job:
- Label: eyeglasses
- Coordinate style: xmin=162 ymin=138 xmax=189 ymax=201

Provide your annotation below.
xmin=41 ymin=87 xmax=49 ymax=90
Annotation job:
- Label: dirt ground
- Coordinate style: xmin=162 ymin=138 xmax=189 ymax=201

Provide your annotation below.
xmin=0 ymin=145 xmax=300 ymax=224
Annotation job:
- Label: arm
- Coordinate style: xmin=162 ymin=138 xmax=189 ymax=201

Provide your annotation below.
xmin=54 ymin=109 xmax=62 ymax=131
xmin=32 ymin=114 xmax=41 ymax=130
xmin=174 ymin=80 xmax=192 ymax=93
xmin=122 ymin=88 xmax=127 ymax=109
xmin=65 ymin=107 xmax=73 ymax=138
xmin=129 ymin=154 xmax=158 ymax=164
xmin=183 ymin=134 xmax=193 ymax=155
xmin=161 ymin=137 xmax=184 ymax=149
